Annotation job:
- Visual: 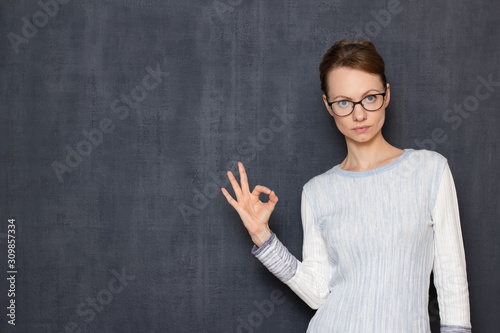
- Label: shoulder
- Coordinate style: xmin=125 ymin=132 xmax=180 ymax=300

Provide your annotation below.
xmin=302 ymin=166 xmax=336 ymax=194
xmin=409 ymin=148 xmax=448 ymax=162
xmin=406 ymin=148 xmax=448 ymax=171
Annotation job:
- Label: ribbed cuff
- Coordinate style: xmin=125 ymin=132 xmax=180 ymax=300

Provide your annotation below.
xmin=251 ymin=232 xmax=276 ymax=256
xmin=251 ymin=232 xmax=297 ymax=282
xmin=440 ymin=324 xmax=472 ymax=333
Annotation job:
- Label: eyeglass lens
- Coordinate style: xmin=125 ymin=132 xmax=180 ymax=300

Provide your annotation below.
xmin=332 ymin=94 xmax=385 ymax=116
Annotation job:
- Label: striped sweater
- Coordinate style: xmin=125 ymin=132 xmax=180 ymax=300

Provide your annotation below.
xmin=252 ymin=148 xmax=471 ymax=332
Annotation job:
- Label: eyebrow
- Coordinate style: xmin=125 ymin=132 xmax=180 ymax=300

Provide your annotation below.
xmin=331 ymin=88 xmax=383 ymax=101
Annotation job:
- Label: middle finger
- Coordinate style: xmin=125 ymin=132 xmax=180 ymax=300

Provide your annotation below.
xmin=227 ymin=170 xmax=243 ymax=199
xmin=238 ymin=162 xmax=250 ymax=193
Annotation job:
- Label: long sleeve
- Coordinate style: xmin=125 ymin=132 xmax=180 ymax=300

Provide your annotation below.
xmin=431 ymin=162 xmax=472 ymax=332
xmin=251 ymin=189 xmax=332 ymax=309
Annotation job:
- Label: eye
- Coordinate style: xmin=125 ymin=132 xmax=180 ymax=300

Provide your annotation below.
xmin=364 ymin=95 xmax=376 ymax=103
xmin=337 ymin=100 xmax=351 ymax=108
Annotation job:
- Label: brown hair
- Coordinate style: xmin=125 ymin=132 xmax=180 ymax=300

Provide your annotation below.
xmin=319 ymin=40 xmax=387 ymax=95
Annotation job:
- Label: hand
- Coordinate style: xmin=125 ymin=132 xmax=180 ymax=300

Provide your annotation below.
xmin=221 ymin=162 xmax=279 ymax=247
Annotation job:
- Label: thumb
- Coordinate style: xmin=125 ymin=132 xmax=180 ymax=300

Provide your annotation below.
xmin=265 ymin=190 xmax=279 ymax=209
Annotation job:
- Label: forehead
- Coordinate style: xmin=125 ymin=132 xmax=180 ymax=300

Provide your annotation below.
xmin=327 ymin=67 xmax=384 ymax=96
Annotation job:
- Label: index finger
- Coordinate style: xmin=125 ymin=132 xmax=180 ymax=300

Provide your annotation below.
xmin=238 ymin=162 xmax=250 ymax=193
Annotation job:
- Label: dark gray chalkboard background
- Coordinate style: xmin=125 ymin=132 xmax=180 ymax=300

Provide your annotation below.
xmin=1 ymin=0 xmax=499 ymax=332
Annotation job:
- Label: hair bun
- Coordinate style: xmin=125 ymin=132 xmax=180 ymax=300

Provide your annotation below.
xmin=319 ymin=39 xmax=386 ymax=94
xmin=335 ymin=39 xmax=376 ymax=50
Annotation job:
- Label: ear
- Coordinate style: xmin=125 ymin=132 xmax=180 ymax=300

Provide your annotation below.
xmin=323 ymin=94 xmax=335 ymax=117
xmin=384 ymin=83 xmax=390 ymax=107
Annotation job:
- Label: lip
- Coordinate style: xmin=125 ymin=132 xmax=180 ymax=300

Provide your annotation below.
xmin=353 ymin=126 xmax=370 ymax=133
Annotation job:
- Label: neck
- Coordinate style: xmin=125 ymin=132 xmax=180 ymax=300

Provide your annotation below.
xmin=341 ymin=131 xmax=403 ymax=172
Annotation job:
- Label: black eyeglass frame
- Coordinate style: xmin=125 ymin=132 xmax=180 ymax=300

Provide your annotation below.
xmin=326 ymin=86 xmax=388 ymax=117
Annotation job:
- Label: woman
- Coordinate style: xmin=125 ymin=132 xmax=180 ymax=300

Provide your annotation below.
xmin=221 ymin=40 xmax=472 ymax=332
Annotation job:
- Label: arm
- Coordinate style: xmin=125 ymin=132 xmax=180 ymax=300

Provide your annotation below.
xmin=220 ymin=162 xmax=330 ymax=309
xmin=252 ymin=189 xmax=331 ymax=309
xmin=431 ymin=162 xmax=472 ymax=332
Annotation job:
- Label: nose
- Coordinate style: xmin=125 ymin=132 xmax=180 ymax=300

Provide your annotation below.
xmin=352 ymin=103 xmax=367 ymax=121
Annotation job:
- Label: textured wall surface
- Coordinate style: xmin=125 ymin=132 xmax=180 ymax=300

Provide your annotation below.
xmin=1 ymin=0 xmax=499 ymax=332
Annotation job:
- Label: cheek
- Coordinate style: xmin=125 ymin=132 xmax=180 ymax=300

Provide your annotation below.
xmin=378 ymin=111 xmax=386 ymax=125
xmin=333 ymin=117 xmax=349 ymax=133
xmin=332 ymin=116 xmax=341 ymax=128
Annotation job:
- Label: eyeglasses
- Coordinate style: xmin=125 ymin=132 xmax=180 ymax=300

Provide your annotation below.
xmin=326 ymin=87 xmax=387 ymax=117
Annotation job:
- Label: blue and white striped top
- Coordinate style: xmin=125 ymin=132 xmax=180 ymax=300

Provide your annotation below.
xmin=252 ymin=148 xmax=471 ymax=332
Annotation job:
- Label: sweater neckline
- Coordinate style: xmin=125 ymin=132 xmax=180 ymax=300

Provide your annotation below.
xmin=331 ymin=148 xmax=413 ymax=177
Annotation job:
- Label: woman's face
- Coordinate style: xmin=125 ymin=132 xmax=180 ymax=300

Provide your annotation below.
xmin=322 ymin=67 xmax=390 ymax=145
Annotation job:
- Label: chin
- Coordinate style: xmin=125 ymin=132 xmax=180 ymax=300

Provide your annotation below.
xmin=345 ymin=130 xmax=381 ymax=144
